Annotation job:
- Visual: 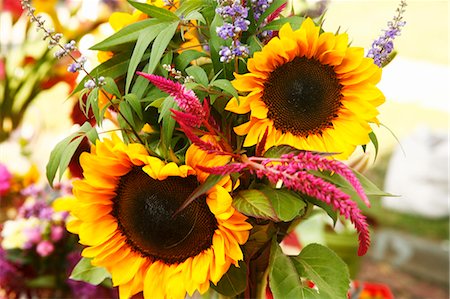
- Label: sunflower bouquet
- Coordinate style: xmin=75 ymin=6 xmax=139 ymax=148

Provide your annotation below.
xmin=20 ymin=0 xmax=406 ymax=298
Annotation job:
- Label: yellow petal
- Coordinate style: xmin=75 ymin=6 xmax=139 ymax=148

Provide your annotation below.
xmin=78 ymin=216 xmax=117 ymax=246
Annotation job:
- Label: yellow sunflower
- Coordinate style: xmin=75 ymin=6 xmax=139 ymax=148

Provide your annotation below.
xmin=55 ymin=135 xmax=251 ymax=298
xmin=226 ymin=18 xmax=385 ymax=159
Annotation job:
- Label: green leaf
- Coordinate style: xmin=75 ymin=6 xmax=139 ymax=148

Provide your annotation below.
xmin=119 ymin=101 xmax=136 ymax=128
xmin=264 ymin=145 xmax=300 ymax=158
xmin=176 ymin=0 xmax=208 ymax=17
xmin=262 ymin=16 xmax=304 ymax=32
xmin=124 ymin=93 xmax=143 ymax=120
xmin=126 ymin=24 xmax=166 ymax=93
xmin=211 ymin=262 xmax=247 ymax=297
xmin=128 ymin=0 xmax=179 ymax=21
xmin=369 ymin=131 xmax=379 ymax=162
xmin=159 ymin=97 xmax=178 ymax=156
xmin=260 ymin=186 xmax=307 ymax=222
xmin=256 ymin=0 xmax=286 ymax=28
xmin=175 ymin=50 xmax=208 ymax=70
xmin=73 ymin=51 xmax=151 ymax=95
xmin=234 ymin=185 xmax=306 ymax=222
xmin=186 ymin=65 xmax=209 ymax=86
xmin=46 ymin=131 xmax=84 ymax=187
xmin=233 ymin=189 xmax=280 ymax=221
xmin=302 ymin=195 xmax=338 ymax=225
xmin=147 ymin=21 xmax=180 ymax=75
xmin=57 ymin=135 xmax=84 ymax=181
xmin=90 ymin=19 xmax=161 ymax=50
xmin=102 ymin=77 xmax=121 ymax=98
xmin=247 ymin=35 xmax=263 ymax=56
xmin=312 ymin=170 xmax=393 ymax=198
xmin=291 ymin=244 xmax=350 ymax=299
xmin=210 ymin=79 xmax=239 ymax=99
xmin=70 ymin=257 xmax=111 ymax=285
xmin=269 ymin=239 xmax=311 ymax=298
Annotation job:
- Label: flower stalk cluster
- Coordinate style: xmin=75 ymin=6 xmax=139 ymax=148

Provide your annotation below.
xmin=216 ymin=0 xmax=250 ymax=63
xmin=367 ymin=0 xmax=407 ymax=67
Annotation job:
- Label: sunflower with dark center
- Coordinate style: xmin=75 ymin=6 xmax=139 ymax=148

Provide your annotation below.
xmin=54 ymin=134 xmax=251 ymax=299
xmin=226 ymin=18 xmax=385 ymax=159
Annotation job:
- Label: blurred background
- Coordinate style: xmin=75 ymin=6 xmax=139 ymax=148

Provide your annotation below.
xmin=0 ymin=0 xmax=448 ymax=298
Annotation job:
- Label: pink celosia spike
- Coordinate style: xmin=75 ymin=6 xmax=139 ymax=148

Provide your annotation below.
xmin=282 ymin=152 xmax=370 ymax=207
xmin=176 ymin=120 xmax=222 ymax=154
xmin=137 ymin=72 xmax=204 ymax=122
xmin=248 ymin=160 xmax=371 ymax=256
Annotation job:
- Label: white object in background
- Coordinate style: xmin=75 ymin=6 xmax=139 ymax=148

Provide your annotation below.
xmin=382 ymin=125 xmax=449 ymax=218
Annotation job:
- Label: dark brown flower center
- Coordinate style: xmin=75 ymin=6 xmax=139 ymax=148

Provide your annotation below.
xmin=262 ymin=56 xmax=343 ymax=137
xmin=112 ymin=167 xmax=217 ymax=264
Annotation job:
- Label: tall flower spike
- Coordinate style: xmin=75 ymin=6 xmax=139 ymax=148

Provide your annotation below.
xmin=137 ymin=72 xmax=205 ymax=127
xmin=367 ymin=0 xmax=407 ymax=67
xmin=278 ymin=152 xmax=370 ymax=207
xmin=248 ymin=160 xmax=371 ymax=256
xmin=199 ymin=153 xmax=372 ymax=255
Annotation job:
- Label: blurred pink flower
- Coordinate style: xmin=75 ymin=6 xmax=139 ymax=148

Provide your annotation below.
xmin=51 ymin=226 xmax=65 ymax=242
xmin=0 ymin=163 xmax=12 ymax=196
xmin=36 ymin=240 xmax=54 ymax=257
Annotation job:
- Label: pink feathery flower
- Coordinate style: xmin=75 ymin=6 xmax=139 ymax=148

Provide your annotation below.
xmin=137 ymin=72 xmax=204 ymax=126
xmin=280 ymin=152 xmax=370 ymax=207
xmin=177 ymin=120 xmax=224 ymax=154
xmin=248 ymin=160 xmax=371 ymax=255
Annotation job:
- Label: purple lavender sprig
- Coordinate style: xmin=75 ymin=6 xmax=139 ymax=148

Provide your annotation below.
xmin=216 ymin=0 xmax=250 ymax=63
xmin=367 ymin=0 xmax=407 ymax=67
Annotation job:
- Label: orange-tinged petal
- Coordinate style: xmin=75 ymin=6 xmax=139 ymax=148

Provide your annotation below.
xmin=78 ymin=215 xmax=117 ymax=246
xmin=110 ymin=253 xmax=143 ymax=286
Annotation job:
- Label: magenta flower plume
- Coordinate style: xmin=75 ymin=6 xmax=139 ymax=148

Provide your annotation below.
xmin=250 ymin=160 xmax=370 ymax=255
xmin=137 ymin=72 xmax=205 ymax=126
xmin=280 ymin=152 xmax=370 ymax=207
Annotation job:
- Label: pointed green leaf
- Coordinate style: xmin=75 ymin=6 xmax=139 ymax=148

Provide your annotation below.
xmin=119 ymin=101 xmax=136 ymax=128
xmin=124 ymin=93 xmax=143 ymax=120
xmin=90 ymin=19 xmax=161 ymax=50
xmin=260 ymin=186 xmax=307 ymax=221
xmin=261 ymin=16 xmax=304 ymax=32
xmin=147 ymin=21 xmax=180 ymax=75
xmin=128 ymin=0 xmax=179 ymax=21
xmin=233 ymin=189 xmax=280 ymax=221
xmin=234 ymin=185 xmax=306 ymax=222
xmin=102 ymin=77 xmax=121 ymax=98
xmin=46 ymin=122 xmax=96 ymax=187
xmin=57 ymin=135 xmax=84 ymax=181
xmin=369 ymin=131 xmax=379 ymax=162
xmin=211 ymin=262 xmax=247 ymax=297
xmin=70 ymin=257 xmax=111 ymax=285
xmin=269 ymin=239 xmax=313 ymax=299
xmin=264 ymin=145 xmax=300 ymax=158
xmin=186 ymin=65 xmax=209 ymax=86
xmin=291 ymin=244 xmax=350 ymax=299
xmin=175 ymin=50 xmax=208 ymax=70
xmin=210 ymin=79 xmax=239 ymax=99
xmin=125 ymin=24 xmax=166 ymax=93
